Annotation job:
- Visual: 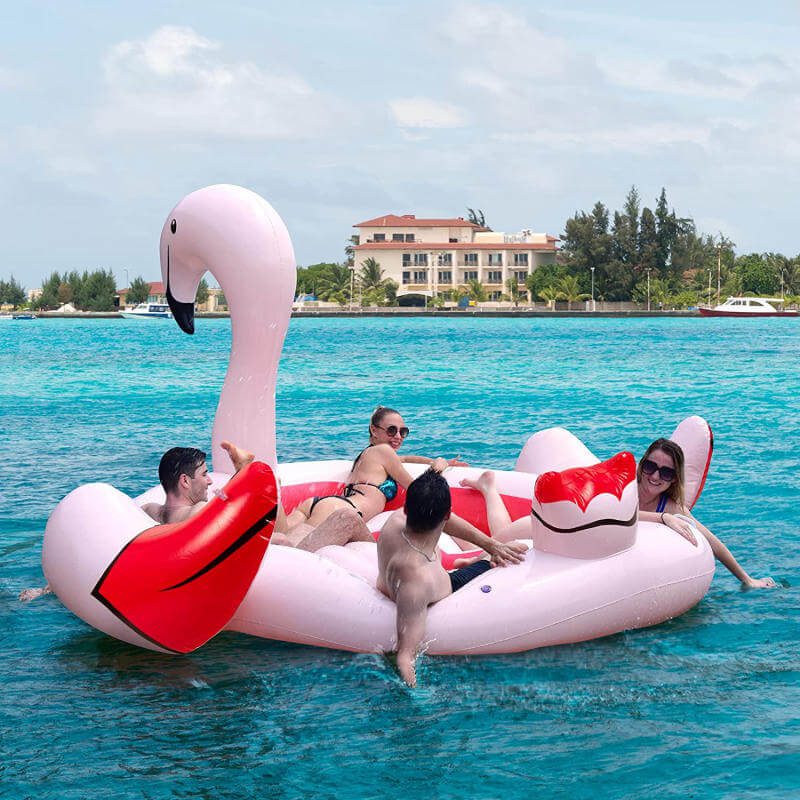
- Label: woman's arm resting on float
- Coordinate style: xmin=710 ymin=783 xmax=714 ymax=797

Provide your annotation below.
xmin=687 ymin=515 xmax=776 ymax=588
xmin=640 ymin=510 xmax=697 ymax=546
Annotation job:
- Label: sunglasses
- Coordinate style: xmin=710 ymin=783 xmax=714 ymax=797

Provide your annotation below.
xmin=641 ymin=459 xmax=676 ymax=483
xmin=373 ymin=424 xmax=410 ymax=439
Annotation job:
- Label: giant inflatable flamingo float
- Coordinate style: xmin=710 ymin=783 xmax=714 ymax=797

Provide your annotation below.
xmin=43 ymin=185 xmax=716 ymax=656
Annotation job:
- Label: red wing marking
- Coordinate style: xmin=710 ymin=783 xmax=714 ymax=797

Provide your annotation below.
xmin=535 ymin=452 xmax=636 ymax=511
xmin=92 ymin=462 xmax=277 ymax=654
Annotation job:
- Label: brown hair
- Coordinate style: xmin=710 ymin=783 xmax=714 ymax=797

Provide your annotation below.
xmin=369 ymin=405 xmax=401 ymax=443
xmin=637 ymin=438 xmax=685 ymax=510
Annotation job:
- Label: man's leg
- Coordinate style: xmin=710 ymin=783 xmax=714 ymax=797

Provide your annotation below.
xmin=295 ymin=509 xmax=374 ymax=552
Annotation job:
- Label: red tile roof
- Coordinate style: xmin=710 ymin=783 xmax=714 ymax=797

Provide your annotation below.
xmin=354 ymin=214 xmax=484 ymax=229
xmin=118 ymin=281 xmax=165 ymax=295
xmin=354 ymin=241 xmax=557 ymax=252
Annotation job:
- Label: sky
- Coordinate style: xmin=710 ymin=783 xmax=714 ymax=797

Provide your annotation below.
xmin=1 ymin=0 xmax=798 ymax=289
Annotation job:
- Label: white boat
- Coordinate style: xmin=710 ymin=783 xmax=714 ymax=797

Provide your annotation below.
xmin=120 ymin=303 xmax=173 ymax=320
xmin=699 ymin=297 xmax=798 ymax=317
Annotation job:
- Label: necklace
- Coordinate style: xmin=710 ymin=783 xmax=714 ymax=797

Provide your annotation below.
xmin=401 ymin=529 xmax=436 ymax=562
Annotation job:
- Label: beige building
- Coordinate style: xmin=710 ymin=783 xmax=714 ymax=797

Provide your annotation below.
xmin=353 ymin=214 xmax=558 ymax=302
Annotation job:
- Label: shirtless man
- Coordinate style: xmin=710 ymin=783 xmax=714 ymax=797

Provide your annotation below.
xmin=141 ymin=441 xmax=252 ymax=524
xmin=19 ymin=441 xmax=255 ymax=601
xmin=377 ymin=469 xmax=528 ymax=687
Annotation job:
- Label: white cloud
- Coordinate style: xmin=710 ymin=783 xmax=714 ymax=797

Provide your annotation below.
xmin=389 ymin=97 xmax=467 ymax=129
xmin=95 ymin=25 xmax=337 ymax=140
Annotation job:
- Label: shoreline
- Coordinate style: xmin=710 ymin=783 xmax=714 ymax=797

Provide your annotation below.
xmin=13 ymin=309 xmax=702 ymax=319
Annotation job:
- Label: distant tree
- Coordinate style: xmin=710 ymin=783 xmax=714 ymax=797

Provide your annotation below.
xmin=316 ymin=263 xmax=353 ymax=305
xmin=632 ymin=276 xmax=670 ymax=309
xmin=127 ymin=276 xmax=150 ymax=305
xmin=0 ymin=276 xmax=26 ymax=308
xmin=65 ymin=270 xmax=86 ymax=309
xmin=466 ymin=208 xmax=487 ymax=228
xmin=344 ymin=234 xmax=359 ymax=268
xmin=384 ymin=279 xmax=399 ymax=306
xmin=81 ymin=269 xmax=117 ymax=311
xmin=196 ymin=278 xmax=209 ymax=306
xmin=557 ymin=275 xmax=590 ymax=310
xmin=538 ymin=285 xmax=564 ymax=310
xmin=505 ymin=276 xmax=522 ymax=307
xmin=638 ymin=207 xmax=659 ymax=272
xmin=358 ymin=257 xmax=391 ymax=301
xmin=734 ymin=253 xmax=779 ymax=296
xmin=217 ymin=290 xmax=228 ymax=310
xmin=35 ymin=271 xmax=62 ymax=309
xmin=57 ymin=282 xmax=73 ymax=306
xmin=467 ymin=279 xmax=487 ymax=302
xmin=525 ymin=262 xmax=567 ymax=299
xmin=297 ymin=262 xmax=342 ymax=297
xmin=668 ymin=289 xmax=700 ymax=309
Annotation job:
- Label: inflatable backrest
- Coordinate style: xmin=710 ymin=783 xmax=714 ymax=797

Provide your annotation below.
xmin=515 ymin=427 xmax=600 ymax=474
xmin=530 ymin=452 xmax=638 ymax=559
xmin=668 ymin=416 xmax=713 ymax=509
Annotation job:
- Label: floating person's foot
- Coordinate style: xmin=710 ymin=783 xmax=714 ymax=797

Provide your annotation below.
xmin=221 ymin=441 xmax=255 ymax=473
xmin=459 ymin=470 xmax=496 ymax=494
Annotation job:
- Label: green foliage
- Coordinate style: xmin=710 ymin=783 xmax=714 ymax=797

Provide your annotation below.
xmin=127 ymin=276 xmax=150 ymax=305
xmin=196 ymin=278 xmax=209 ymax=305
xmin=525 ymin=262 xmax=567 ymax=298
xmin=733 ymin=253 xmax=779 ymax=296
xmin=632 ymin=276 xmax=670 ymax=308
xmin=557 ymin=275 xmax=589 ymax=309
xmin=315 ymin=263 xmax=353 ymax=305
xmin=467 ymin=279 xmax=487 ymax=302
xmin=34 ymin=269 xmax=116 ymax=311
xmin=538 ymin=285 xmax=564 ymax=309
xmin=296 ymin=262 xmax=343 ymax=297
xmin=0 ymin=276 xmax=26 ymax=308
xmin=466 ymin=208 xmax=487 ymax=228
xmin=504 ymin=277 xmax=522 ymax=307
xmin=668 ymin=290 xmax=700 ymax=309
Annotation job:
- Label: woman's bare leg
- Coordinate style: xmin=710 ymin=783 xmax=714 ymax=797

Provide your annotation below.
xmin=459 ymin=471 xmax=512 ymax=536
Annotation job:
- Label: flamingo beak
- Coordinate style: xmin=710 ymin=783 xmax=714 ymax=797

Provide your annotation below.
xmin=165 ymin=245 xmax=196 ymax=335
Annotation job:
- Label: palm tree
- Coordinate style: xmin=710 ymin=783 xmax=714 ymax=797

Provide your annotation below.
xmin=344 ymin=234 xmax=359 ymax=268
xmin=316 ymin=264 xmax=353 ymax=306
xmin=505 ymin=277 xmax=522 ymax=307
xmin=538 ymin=286 xmax=564 ymax=310
xmin=358 ymin=257 xmax=386 ymax=292
xmin=467 ymin=279 xmax=487 ymax=302
xmin=466 ymin=208 xmax=488 ymax=228
xmin=557 ymin=275 xmax=590 ymax=310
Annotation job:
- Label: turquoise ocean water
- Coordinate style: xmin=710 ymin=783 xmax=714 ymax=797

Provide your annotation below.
xmin=1 ymin=316 xmax=798 ymax=799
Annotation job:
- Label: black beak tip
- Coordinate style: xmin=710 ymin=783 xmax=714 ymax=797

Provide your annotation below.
xmin=167 ymin=288 xmax=195 ymax=335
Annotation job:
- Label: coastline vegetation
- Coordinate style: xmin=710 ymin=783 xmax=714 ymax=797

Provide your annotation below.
xmin=3 ymin=188 xmax=799 ymax=311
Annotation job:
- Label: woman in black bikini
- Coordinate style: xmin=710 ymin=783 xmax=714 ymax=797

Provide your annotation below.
xmin=276 ymin=406 xmax=459 ymax=549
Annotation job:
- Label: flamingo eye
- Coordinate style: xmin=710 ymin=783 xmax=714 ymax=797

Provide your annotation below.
xmin=170 ymin=219 xmax=177 ymax=234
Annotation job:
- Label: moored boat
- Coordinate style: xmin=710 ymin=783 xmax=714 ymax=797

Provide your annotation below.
xmin=120 ymin=303 xmax=173 ymax=319
xmin=698 ymin=297 xmax=798 ymax=317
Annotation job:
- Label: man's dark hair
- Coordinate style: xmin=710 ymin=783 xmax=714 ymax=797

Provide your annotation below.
xmin=158 ymin=447 xmax=207 ymax=493
xmin=404 ymin=469 xmax=451 ymax=532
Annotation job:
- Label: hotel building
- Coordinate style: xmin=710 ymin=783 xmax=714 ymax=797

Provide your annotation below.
xmin=352 ymin=214 xmax=558 ymax=302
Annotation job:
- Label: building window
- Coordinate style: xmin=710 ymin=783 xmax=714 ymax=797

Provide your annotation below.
xmin=402 ymin=254 xmax=411 ymax=266
xmin=513 ymin=253 xmax=529 ymax=266
xmin=514 ymin=270 xmax=528 ymax=283
xmin=437 ymin=253 xmax=452 ymax=266
xmin=412 ymin=270 xmax=427 ymax=283
xmin=464 ymin=253 xmax=478 ymax=265
xmin=488 ymin=253 xmax=503 ymax=266
xmin=373 ymin=233 xmax=385 ymax=242
xmin=405 ymin=234 xmax=415 ymax=242
xmin=449 ymin=238 xmax=458 ymax=243
xmin=402 ymin=271 xmax=411 ymax=284
xmin=393 ymin=233 xmax=405 ymax=242
xmin=487 ymin=270 xmax=502 ymax=283
xmin=463 ymin=270 xmax=478 ymax=281
xmin=413 ymin=253 xmax=428 ymax=266
xmin=438 ymin=270 xmax=452 ymax=283
xmin=489 ymin=291 xmax=502 ymax=301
